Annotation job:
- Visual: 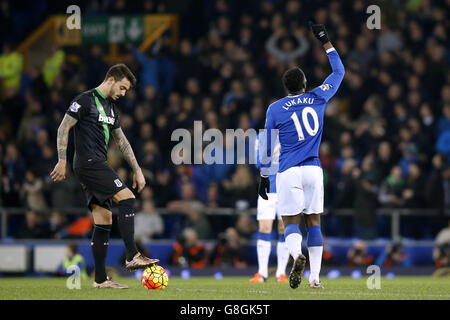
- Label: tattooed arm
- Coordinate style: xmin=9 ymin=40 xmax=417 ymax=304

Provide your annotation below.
xmin=50 ymin=114 xmax=78 ymax=182
xmin=112 ymin=127 xmax=146 ymax=192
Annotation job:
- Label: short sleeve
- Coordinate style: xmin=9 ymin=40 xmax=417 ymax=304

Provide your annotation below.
xmin=111 ymin=105 xmax=120 ymax=130
xmin=66 ymin=94 xmax=90 ymax=120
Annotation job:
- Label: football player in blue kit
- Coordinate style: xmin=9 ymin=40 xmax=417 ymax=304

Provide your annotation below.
xmin=249 ymin=133 xmax=290 ymax=283
xmin=258 ymin=22 xmax=345 ymax=289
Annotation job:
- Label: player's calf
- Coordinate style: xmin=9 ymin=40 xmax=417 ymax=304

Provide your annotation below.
xmin=116 ymin=197 xmax=139 ymax=261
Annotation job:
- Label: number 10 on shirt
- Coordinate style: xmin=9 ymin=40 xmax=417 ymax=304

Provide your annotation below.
xmin=290 ymin=107 xmax=319 ymax=141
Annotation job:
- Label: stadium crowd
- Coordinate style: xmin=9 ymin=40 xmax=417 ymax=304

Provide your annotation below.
xmin=0 ymin=0 xmax=450 ymax=252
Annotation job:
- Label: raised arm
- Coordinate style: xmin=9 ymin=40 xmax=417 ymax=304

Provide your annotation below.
xmin=111 ymin=127 xmax=146 ymax=192
xmin=50 ymin=114 xmax=78 ymax=182
xmin=309 ymin=22 xmax=345 ymax=102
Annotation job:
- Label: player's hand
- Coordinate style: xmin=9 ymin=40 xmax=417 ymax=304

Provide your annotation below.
xmin=133 ymin=169 xmax=146 ymax=192
xmin=50 ymin=160 xmax=68 ymax=182
xmin=309 ymin=21 xmax=330 ymax=45
xmin=258 ymin=176 xmax=270 ymax=200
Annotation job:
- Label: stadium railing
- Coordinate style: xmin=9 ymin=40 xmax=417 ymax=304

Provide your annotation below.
xmin=0 ymin=207 xmax=448 ymax=240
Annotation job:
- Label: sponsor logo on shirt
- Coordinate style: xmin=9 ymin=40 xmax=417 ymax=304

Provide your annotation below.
xmin=98 ymin=114 xmax=115 ymax=125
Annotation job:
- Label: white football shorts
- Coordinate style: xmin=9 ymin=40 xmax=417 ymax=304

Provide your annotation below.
xmin=257 ymin=193 xmax=281 ymax=221
xmin=276 ymin=165 xmax=324 ymax=216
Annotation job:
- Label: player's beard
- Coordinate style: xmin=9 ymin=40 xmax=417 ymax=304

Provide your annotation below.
xmin=109 ymin=85 xmax=119 ymax=100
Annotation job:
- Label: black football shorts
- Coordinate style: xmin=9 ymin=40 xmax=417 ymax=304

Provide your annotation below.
xmin=73 ymin=161 xmax=127 ymax=211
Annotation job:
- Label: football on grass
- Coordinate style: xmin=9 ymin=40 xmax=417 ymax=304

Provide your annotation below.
xmin=141 ymin=265 xmax=169 ymax=290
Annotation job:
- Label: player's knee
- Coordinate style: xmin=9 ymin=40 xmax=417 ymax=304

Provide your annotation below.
xmin=92 ymin=205 xmax=113 ymax=225
xmin=113 ymin=188 xmax=135 ymax=202
xmin=118 ymin=197 xmax=135 ymax=210
xmin=282 ymin=215 xmax=300 ymax=227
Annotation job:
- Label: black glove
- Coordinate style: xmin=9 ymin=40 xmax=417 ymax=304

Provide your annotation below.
xmin=309 ymin=21 xmax=330 ymax=45
xmin=258 ymin=176 xmax=270 ymax=200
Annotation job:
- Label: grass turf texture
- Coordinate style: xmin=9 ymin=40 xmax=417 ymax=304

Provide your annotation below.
xmin=0 ymin=276 xmax=449 ymax=300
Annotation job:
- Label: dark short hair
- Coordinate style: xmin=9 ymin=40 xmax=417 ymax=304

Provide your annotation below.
xmin=104 ymin=63 xmax=137 ymax=87
xmin=282 ymin=67 xmax=306 ymax=95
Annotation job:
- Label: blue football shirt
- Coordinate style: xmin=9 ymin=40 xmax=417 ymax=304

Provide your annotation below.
xmin=261 ymin=48 xmax=345 ymax=175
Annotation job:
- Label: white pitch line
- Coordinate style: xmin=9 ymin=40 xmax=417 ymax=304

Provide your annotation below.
xmin=174 ymin=287 xmax=450 ymax=299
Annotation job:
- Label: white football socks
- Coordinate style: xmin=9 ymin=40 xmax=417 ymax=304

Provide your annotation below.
xmin=276 ymin=240 xmax=289 ymax=277
xmin=256 ymin=239 xmax=271 ymax=278
xmin=308 ymin=246 xmax=323 ymax=283
xmin=285 ymin=232 xmax=303 ymax=261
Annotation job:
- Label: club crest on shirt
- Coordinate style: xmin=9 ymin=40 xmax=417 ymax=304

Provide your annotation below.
xmin=114 ymin=179 xmax=123 ymax=187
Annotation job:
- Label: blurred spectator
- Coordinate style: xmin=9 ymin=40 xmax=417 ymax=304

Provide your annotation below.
xmin=205 ymin=182 xmax=222 ymax=208
xmin=2 ymin=143 xmax=25 ymax=206
xmin=333 ymin=158 xmax=357 ymax=208
xmin=441 ymin=165 xmax=450 ymax=212
xmin=17 ymin=97 xmax=47 ymax=145
xmin=20 ymin=168 xmax=47 ymax=212
xmin=265 ymin=27 xmax=309 ymax=65
xmin=425 ymin=154 xmax=446 ymax=211
xmin=16 ymin=209 xmax=50 ymax=239
xmin=170 ymin=228 xmax=207 ymax=268
xmin=48 ymin=210 xmax=67 ymax=239
xmin=132 ymin=46 xmax=159 ymax=95
xmin=402 ymin=163 xmax=425 ymax=208
xmin=211 ymin=227 xmax=248 ymax=268
xmin=353 ymin=156 xmax=381 ymax=239
xmin=84 ymin=45 xmax=108 ymax=88
xmin=134 ymin=199 xmax=164 ymax=242
xmin=378 ymin=166 xmax=405 ymax=208
xmin=222 ymin=165 xmax=256 ymax=208
xmin=433 ymin=220 xmax=450 ymax=268
xmin=436 ymin=104 xmax=450 ymax=139
xmin=375 ymin=242 xmax=413 ymax=267
xmin=375 ymin=141 xmax=396 ymax=178
xmin=235 ymin=213 xmax=257 ymax=240
xmin=347 ymin=241 xmax=374 ymax=267
xmin=65 ymin=211 xmax=94 ymax=238
xmin=319 ymin=141 xmax=337 ymax=174
xmin=168 ymin=180 xmax=205 ymax=213
xmin=48 ymin=169 xmax=82 ymax=209
xmin=57 ymin=242 xmax=88 ymax=280
xmin=181 ymin=209 xmax=212 ymax=240
xmin=347 ymin=35 xmax=375 ymax=71
xmin=321 ymin=239 xmax=335 ymax=266
xmin=42 ymin=45 xmax=65 ymax=88
xmin=0 ymin=42 xmax=23 ymax=91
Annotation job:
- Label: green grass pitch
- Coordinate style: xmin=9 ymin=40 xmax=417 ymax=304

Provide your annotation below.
xmin=1 ymin=276 xmax=449 ymax=300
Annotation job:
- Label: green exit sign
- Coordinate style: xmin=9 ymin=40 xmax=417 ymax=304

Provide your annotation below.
xmin=81 ymin=16 xmax=144 ymax=44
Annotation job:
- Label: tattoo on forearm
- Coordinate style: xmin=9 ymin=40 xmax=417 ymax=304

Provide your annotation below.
xmin=57 ymin=115 xmax=78 ymax=161
xmin=113 ymin=128 xmax=140 ymax=172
